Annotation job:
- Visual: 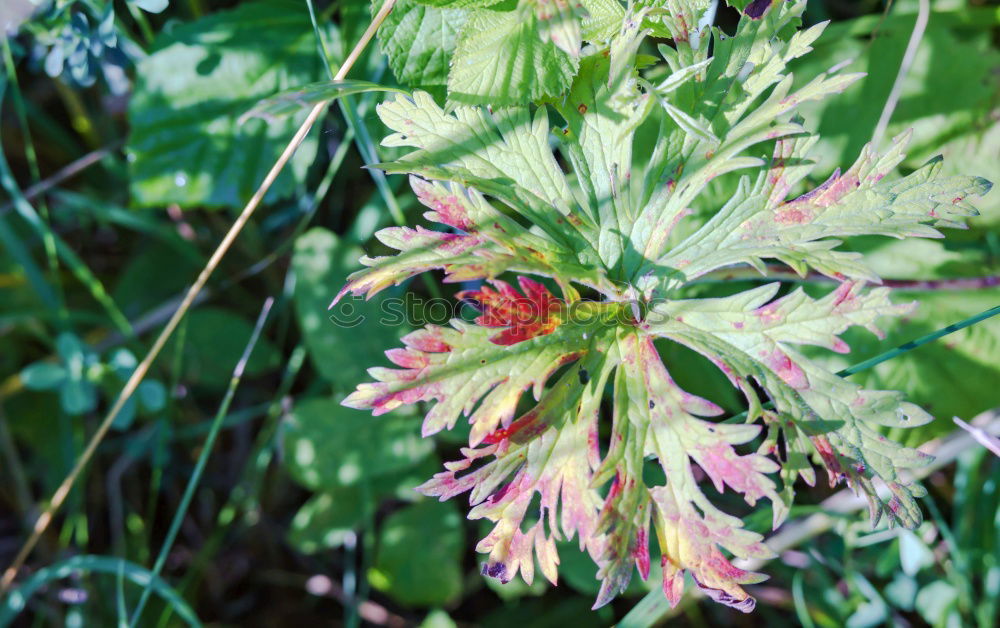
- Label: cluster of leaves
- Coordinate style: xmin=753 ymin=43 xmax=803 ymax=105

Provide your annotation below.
xmin=16 ymin=0 xmax=166 ymax=92
xmin=20 ymin=334 xmax=166 ymax=428
xmin=336 ymin=0 xmax=993 ymax=613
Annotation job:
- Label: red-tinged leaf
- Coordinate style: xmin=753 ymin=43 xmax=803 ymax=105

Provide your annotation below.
xmin=646 ymin=283 xmax=934 ymax=528
xmin=339 ymin=0 xmax=993 ymax=614
xmin=650 ymin=132 xmax=991 ymax=290
xmin=651 ymin=486 xmax=771 ymax=613
xmin=419 ymin=373 xmax=609 ymax=587
xmin=457 ymin=277 xmax=566 ymax=346
xmin=335 ymin=176 xmax=616 ymax=303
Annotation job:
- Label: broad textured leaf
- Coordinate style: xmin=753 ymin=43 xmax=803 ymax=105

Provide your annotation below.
xmin=447 ymin=4 xmax=579 ymax=106
xmin=789 ymin=8 xmax=1000 ymax=171
xmin=410 ymin=0 xmax=507 ymax=7
xmin=165 ymin=308 xmax=280 ymax=388
xmin=287 ymin=456 xmax=440 ymax=553
xmin=375 ymin=0 xmax=468 ymax=88
xmin=127 ymin=0 xmax=328 ymax=208
xmin=288 ymin=487 xmax=375 ymax=554
xmin=580 ymin=0 xmax=625 ymax=42
xmin=283 ymin=398 xmax=433 ymax=490
xmin=132 ymin=0 xmax=169 ymax=13
xmin=346 ymin=0 xmax=994 ymax=614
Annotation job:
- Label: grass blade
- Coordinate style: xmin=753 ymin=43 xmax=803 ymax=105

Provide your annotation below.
xmin=127 ymin=297 xmax=274 ymax=626
xmin=0 ymin=555 xmax=201 ymax=627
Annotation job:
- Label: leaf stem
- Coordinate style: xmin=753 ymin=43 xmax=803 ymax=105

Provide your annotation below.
xmin=0 ymin=0 xmax=399 ymax=594
xmin=839 ymin=304 xmax=1000 ymax=377
xmin=871 ymin=0 xmax=929 ymax=149
xmin=697 ymin=266 xmax=1000 ymax=292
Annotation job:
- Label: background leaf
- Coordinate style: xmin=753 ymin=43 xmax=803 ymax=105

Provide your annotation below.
xmin=375 ymin=0 xmax=469 ymax=90
xmin=447 ymin=5 xmax=578 ymax=106
xmin=369 ymin=500 xmax=465 ymax=606
xmin=127 ymin=0 xmax=330 ymax=208
xmin=281 ymin=397 xmax=433 ymax=490
xmin=292 ymin=227 xmax=406 ymax=391
xmin=165 ymin=308 xmax=280 ymax=388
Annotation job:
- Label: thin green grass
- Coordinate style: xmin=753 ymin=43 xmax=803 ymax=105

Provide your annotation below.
xmin=0 ymin=555 xmax=201 ymax=627
xmin=0 ymin=82 xmax=133 ymax=336
xmin=126 ymin=297 xmax=274 ymax=626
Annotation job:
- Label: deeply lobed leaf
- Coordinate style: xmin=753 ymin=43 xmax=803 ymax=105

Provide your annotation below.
xmin=340 ymin=0 xmax=993 ymax=613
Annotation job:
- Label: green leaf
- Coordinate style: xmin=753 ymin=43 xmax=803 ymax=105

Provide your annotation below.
xmin=447 ymin=5 xmax=578 ymax=106
xmin=375 ymin=0 xmax=468 ymax=88
xmin=915 ymin=581 xmax=959 ymax=626
xmin=20 ymin=362 xmax=67 ymax=390
xmin=288 ymin=487 xmax=375 ymax=553
xmin=898 ymin=529 xmax=935 ymax=576
xmin=369 ymin=500 xmax=465 ymax=606
xmin=794 ymin=9 xmax=1000 ymax=169
xmin=343 ymin=0 xmax=995 ymax=615
xmin=165 ymin=308 xmax=280 ymax=388
xmin=240 ymin=80 xmax=407 ymax=123
xmin=107 ymin=348 xmax=138 ymax=379
xmin=127 ymin=0 xmax=330 ymax=208
xmin=60 ymin=379 xmax=97 ymax=415
xmin=884 ymin=572 xmax=918 ymax=611
xmin=580 ymin=0 xmax=625 ymax=42
xmin=111 ymin=396 xmax=138 ymax=431
xmin=137 ymin=380 xmax=167 ymax=412
xmin=410 ymin=0 xmax=507 ymax=7
xmin=131 ymin=0 xmax=169 ymax=13
xmin=292 ymin=227 xmax=405 ymax=391
xmin=419 ymin=609 xmax=458 ymax=628
xmin=282 ymin=397 xmax=433 ymax=490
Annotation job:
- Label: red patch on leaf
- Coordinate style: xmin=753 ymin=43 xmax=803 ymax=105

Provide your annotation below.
xmin=762 ymin=349 xmax=808 ymax=389
xmin=412 ymin=177 xmax=477 ymax=232
xmin=634 ymin=525 xmax=651 ymax=580
xmin=810 ymin=435 xmax=845 ymax=487
xmin=482 ymin=410 xmax=545 ymax=445
xmin=774 ymin=205 xmax=813 ymax=224
xmin=457 ymin=277 xmax=565 ymax=346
